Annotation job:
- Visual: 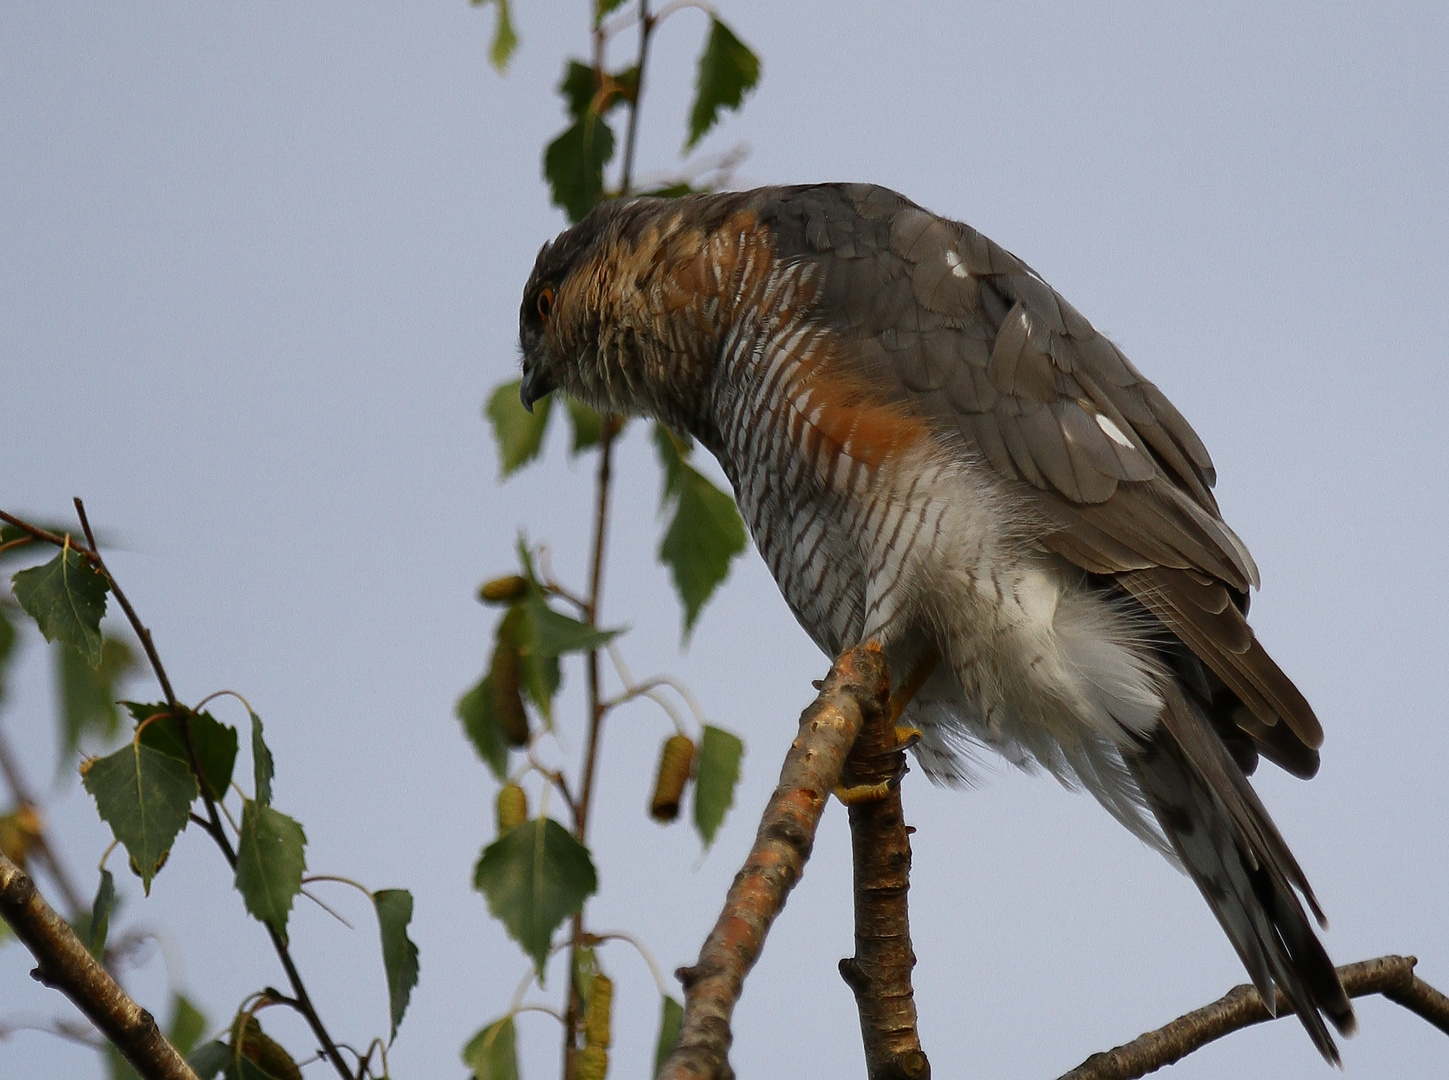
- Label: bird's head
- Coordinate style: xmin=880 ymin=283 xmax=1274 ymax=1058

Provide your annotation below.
xmin=518 ymin=194 xmax=749 ymax=440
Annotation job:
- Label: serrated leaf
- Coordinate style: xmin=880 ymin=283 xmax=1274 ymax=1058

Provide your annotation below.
xmin=11 ymin=545 xmax=109 ymax=667
xmin=126 ymin=702 xmax=238 ymax=803
xmin=474 ymin=817 xmax=597 ymax=981
xmin=566 ymin=399 xmax=605 ymax=455
xmin=59 ymin=637 xmax=135 ymax=766
xmin=496 ymin=604 xmax=560 ymax=725
xmin=457 ymin=675 xmax=509 ymax=780
xmin=653 ymin=427 xmax=747 ymax=639
xmin=559 ymin=60 xmax=597 ymax=120
xmin=170 ymin=992 xmax=207 ymax=1055
xmin=82 ymin=742 xmax=196 ymax=892
xmin=686 ymin=17 xmax=759 ymax=151
xmin=235 ymin=800 xmax=306 ymax=939
xmin=188 ymin=1040 xmax=231 ymax=1080
xmin=373 ymin=888 xmax=421 ymax=1043
xmin=545 ymin=113 xmax=616 ymax=224
xmin=524 ymin=596 xmax=621 ymax=656
xmin=250 ymin=711 xmax=274 ymax=807
xmin=595 ymin=0 xmax=628 ymax=21
xmin=462 ymin=1017 xmax=518 ymax=1080
xmin=654 ymin=995 xmax=685 ymax=1078
xmin=487 ymin=380 xmax=554 ymax=477
xmin=693 ymin=725 xmax=743 ymax=846
xmin=87 ymin=868 xmax=115 ymax=958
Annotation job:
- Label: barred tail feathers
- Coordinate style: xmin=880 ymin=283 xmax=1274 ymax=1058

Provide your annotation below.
xmin=1127 ymin=684 xmax=1354 ymax=1063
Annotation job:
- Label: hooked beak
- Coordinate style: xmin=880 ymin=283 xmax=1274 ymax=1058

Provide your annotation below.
xmin=519 ymin=365 xmax=555 ymax=413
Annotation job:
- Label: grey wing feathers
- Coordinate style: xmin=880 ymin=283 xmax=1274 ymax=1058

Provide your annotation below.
xmin=781 ymin=183 xmax=1318 ymax=766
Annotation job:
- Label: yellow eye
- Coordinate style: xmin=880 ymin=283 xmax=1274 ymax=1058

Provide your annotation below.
xmin=536 ymin=286 xmax=555 ymax=321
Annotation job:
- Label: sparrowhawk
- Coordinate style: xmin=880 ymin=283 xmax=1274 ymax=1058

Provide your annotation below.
xmin=516 ymin=184 xmax=1354 ymax=1059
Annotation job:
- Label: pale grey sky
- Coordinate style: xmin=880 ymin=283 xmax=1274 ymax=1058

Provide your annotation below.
xmin=2 ymin=3 xmax=1446 ymax=1078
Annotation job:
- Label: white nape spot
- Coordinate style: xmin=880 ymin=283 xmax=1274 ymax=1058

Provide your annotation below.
xmin=944 ymin=250 xmax=968 ymax=279
xmin=1095 ymin=412 xmax=1134 ymax=448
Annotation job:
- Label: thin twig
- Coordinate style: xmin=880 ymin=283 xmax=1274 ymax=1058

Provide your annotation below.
xmin=0 ymin=851 xmax=198 ymax=1080
xmin=659 ymin=644 xmax=890 ymax=1080
xmin=1058 ymin=954 xmax=1449 ymax=1080
xmin=18 ymin=502 xmax=356 ymax=1080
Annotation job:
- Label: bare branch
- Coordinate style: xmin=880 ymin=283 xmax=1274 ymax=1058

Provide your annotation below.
xmin=659 ymin=644 xmax=891 ymax=1080
xmin=1059 ymin=954 xmax=1449 ymax=1080
xmin=838 ymin=685 xmax=930 ymax=1080
xmin=0 ymin=851 xmax=198 ymax=1080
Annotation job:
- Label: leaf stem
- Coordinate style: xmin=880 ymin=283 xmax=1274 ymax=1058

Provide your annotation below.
xmin=60 ymin=501 xmax=355 ymax=1080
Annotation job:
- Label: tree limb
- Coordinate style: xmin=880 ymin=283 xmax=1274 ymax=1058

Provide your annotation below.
xmin=659 ymin=644 xmax=890 ymax=1080
xmin=0 ymin=851 xmax=197 ymax=1080
xmin=1059 ymin=954 xmax=1449 ymax=1080
xmin=838 ymin=688 xmax=930 ymax=1080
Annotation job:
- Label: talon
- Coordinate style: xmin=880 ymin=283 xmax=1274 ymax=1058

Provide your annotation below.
xmin=893 ymin=725 xmax=924 ymax=751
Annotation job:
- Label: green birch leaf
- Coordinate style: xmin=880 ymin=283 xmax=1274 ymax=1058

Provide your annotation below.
xmin=106 ymin=1044 xmax=141 ymax=1080
xmin=573 ymin=945 xmax=599 ymax=1009
xmin=187 ymin=1040 xmax=231 ymax=1080
xmin=373 ymin=888 xmax=421 ymax=1043
xmin=496 ymin=604 xmax=560 ymax=725
xmin=88 ymin=868 xmax=115 ymax=958
xmin=59 ymin=637 xmax=135 ymax=765
xmin=693 ymin=725 xmax=743 ymax=847
xmin=235 ymin=799 xmax=306 ymax=940
xmin=81 ymin=742 xmax=196 ymax=892
xmin=566 ymin=399 xmax=605 ymax=455
xmin=559 ymin=60 xmax=597 ymax=119
xmin=0 ymin=603 xmax=18 ymax=703
xmin=653 ymin=427 xmax=747 ymax=639
xmin=686 ymin=17 xmax=760 ymax=150
xmin=169 ymin=992 xmax=207 ymax=1055
xmin=126 ymin=702 xmax=238 ymax=803
xmin=595 ymin=0 xmax=628 ymax=21
xmin=487 ymin=380 xmax=554 ymax=477
xmin=474 ymin=816 xmax=597 ymax=981
xmin=544 ymin=114 xmax=615 ymax=224
xmin=11 ymin=545 xmax=109 ymax=667
xmin=476 ymin=0 xmax=518 ymax=73
xmin=250 ymin=711 xmax=274 ymax=807
xmin=524 ymin=595 xmax=621 ymax=656
xmin=654 ymin=994 xmax=685 ymax=1078
xmin=457 ymin=674 xmax=509 ymax=780
xmin=462 ymin=1017 xmax=518 ymax=1080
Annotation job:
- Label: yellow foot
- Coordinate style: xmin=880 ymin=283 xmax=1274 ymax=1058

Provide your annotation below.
xmin=834 ymin=780 xmax=895 ymax=805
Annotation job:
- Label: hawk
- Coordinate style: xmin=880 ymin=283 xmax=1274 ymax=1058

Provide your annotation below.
xmin=516 ymin=184 xmax=1354 ymax=1058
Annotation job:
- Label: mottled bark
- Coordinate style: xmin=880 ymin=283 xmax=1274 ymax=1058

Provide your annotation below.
xmin=838 ymin=684 xmax=930 ymax=1080
xmin=0 ymin=852 xmax=198 ymax=1080
xmin=1060 ymin=954 xmax=1449 ymax=1080
xmin=659 ymin=644 xmax=890 ymax=1080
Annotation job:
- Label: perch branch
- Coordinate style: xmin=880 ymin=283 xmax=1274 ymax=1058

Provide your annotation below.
xmin=1059 ymin=953 xmax=1449 ymax=1080
xmin=658 ymin=644 xmax=890 ymax=1080
xmin=837 ymin=680 xmax=930 ymax=1080
xmin=0 ymin=851 xmax=198 ymax=1080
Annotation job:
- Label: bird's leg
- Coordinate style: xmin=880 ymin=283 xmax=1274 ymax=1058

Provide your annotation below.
xmin=835 ymin=645 xmax=940 ymax=805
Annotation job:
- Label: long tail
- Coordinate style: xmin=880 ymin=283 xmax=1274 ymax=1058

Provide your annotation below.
xmin=1127 ymin=683 xmax=1355 ymax=1062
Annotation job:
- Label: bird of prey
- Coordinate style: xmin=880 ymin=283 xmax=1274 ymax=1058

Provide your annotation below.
xmin=516 ymin=184 xmax=1354 ymax=1059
